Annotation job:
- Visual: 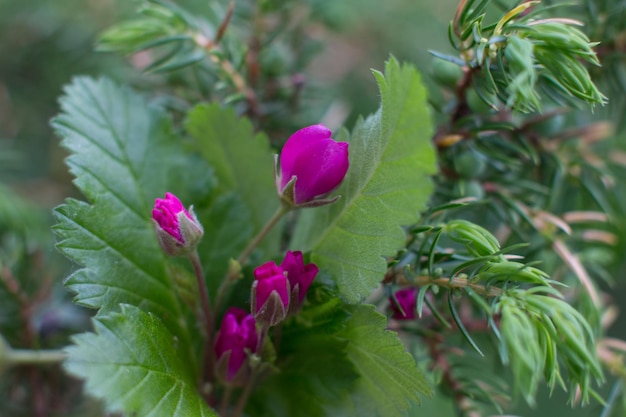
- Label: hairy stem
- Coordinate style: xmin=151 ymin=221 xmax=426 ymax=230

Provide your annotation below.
xmin=391 ymin=272 xmax=502 ymax=297
xmin=7 ymin=349 xmax=66 ymax=365
xmin=214 ymin=204 xmax=290 ymax=314
xmin=219 ymin=384 xmax=234 ymax=416
xmin=231 ymin=368 xmax=260 ymax=417
xmin=189 ymin=251 xmax=216 ymax=404
xmin=192 ymin=3 xmax=261 ymax=119
xmin=237 ymin=204 xmax=290 ymax=266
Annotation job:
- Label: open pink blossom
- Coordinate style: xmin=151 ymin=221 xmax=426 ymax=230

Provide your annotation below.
xmin=214 ymin=308 xmax=259 ymax=383
xmin=251 ymin=261 xmax=290 ymax=327
xmin=277 ymin=124 xmax=349 ymax=206
xmin=152 ymin=192 xmax=203 ymax=256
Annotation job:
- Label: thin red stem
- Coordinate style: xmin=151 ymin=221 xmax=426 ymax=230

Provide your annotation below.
xmin=189 ymin=251 xmax=216 ymax=405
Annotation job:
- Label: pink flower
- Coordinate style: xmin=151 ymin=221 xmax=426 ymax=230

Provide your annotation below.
xmin=152 ymin=192 xmax=203 ymax=256
xmin=280 ymin=251 xmax=318 ymax=312
xmin=389 ymin=288 xmax=418 ymax=320
xmin=251 ymin=261 xmax=289 ymax=327
xmin=277 ymin=124 xmax=349 ymax=206
xmin=214 ymin=308 xmax=259 ymax=383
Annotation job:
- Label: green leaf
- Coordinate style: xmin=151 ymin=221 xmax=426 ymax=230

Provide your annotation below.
xmin=186 ymin=103 xmax=281 ymax=258
xmin=249 ymin=297 xmax=358 ymax=417
xmin=291 ymin=57 xmax=437 ymax=302
xmin=330 ymin=304 xmax=431 ymax=416
xmin=65 ymin=305 xmax=215 ymax=417
xmin=198 ymin=192 xmax=253 ymax=295
xmin=52 ymin=77 xmax=212 ymax=358
xmin=496 ymin=289 xmax=604 ymax=405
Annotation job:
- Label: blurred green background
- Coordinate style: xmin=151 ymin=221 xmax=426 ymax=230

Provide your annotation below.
xmin=1 ymin=0 xmax=625 ymax=416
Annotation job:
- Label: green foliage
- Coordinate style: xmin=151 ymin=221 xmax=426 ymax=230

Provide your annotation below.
xmin=496 ymin=288 xmax=604 ymax=405
xmin=399 ymin=212 xmax=607 ymax=409
xmin=98 ymin=0 xmax=206 ymax=72
xmin=251 ymin=295 xmax=430 ymax=417
xmin=94 ymin=0 xmax=330 ymax=133
xmin=504 ymin=36 xmax=540 ymax=111
xmin=4 ymin=0 xmax=625 ymax=415
xmin=514 ymin=21 xmax=606 ymax=105
xmin=196 ymin=193 xmax=253 ymax=295
xmin=329 ymin=304 xmax=431 ymax=416
xmin=439 ymin=0 xmax=607 ymax=111
xmin=186 ymin=103 xmax=280 ymax=260
xmin=291 ymin=57 xmax=437 ymax=302
xmin=65 ymin=304 xmax=216 ymax=417
xmin=0 ymin=184 xmax=47 ymax=241
xmin=445 ymin=219 xmax=502 ymax=258
xmin=52 ymin=77 xmax=213 ymax=361
xmin=249 ymin=297 xmax=358 ymax=417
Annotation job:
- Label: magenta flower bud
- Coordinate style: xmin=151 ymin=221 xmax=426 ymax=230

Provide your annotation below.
xmin=280 ymin=251 xmax=318 ymax=313
xmin=276 ymin=124 xmax=349 ymax=207
xmin=152 ymin=192 xmax=203 ymax=257
xmin=389 ymin=288 xmax=418 ymax=320
xmin=251 ymin=261 xmax=289 ymax=328
xmin=214 ymin=308 xmax=259 ymax=385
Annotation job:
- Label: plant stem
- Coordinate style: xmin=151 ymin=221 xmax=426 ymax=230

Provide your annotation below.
xmin=214 ymin=204 xmax=290 ymax=314
xmin=190 ymin=251 xmax=215 ymax=338
xmin=237 ymin=204 xmax=290 ymax=266
xmin=229 ymin=327 xmax=272 ymax=417
xmin=231 ymin=368 xmax=260 ymax=417
xmin=189 ymin=251 xmax=216 ymax=403
xmin=6 ymin=349 xmax=66 ymax=365
xmin=256 ymin=326 xmax=268 ymax=355
xmin=219 ymin=385 xmax=234 ymax=416
xmin=393 ymin=272 xmax=502 ymax=297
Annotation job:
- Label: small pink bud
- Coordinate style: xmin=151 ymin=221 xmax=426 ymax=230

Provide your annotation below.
xmin=152 ymin=192 xmax=203 ymax=257
xmin=251 ymin=261 xmax=289 ymax=328
xmin=276 ymin=124 xmax=349 ymax=207
xmin=389 ymin=288 xmax=418 ymax=320
xmin=214 ymin=308 xmax=259 ymax=385
xmin=280 ymin=251 xmax=318 ymax=313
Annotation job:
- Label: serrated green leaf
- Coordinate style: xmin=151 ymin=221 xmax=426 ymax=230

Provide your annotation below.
xmin=52 ymin=77 xmax=212 ymax=359
xmin=329 ymin=304 xmax=431 ymax=416
xmin=198 ymin=192 xmax=253 ymax=295
xmin=291 ymin=57 xmax=436 ymax=302
xmin=249 ymin=298 xmax=357 ymax=417
xmin=65 ymin=305 xmax=215 ymax=417
xmin=186 ymin=103 xmax=280 ymax=259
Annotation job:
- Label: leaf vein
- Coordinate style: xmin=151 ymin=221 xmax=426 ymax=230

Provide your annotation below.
xmin=82 ymin=79 xmax=148 ymax=213
xmin=56 ymin=212 xmax=169 ymax=293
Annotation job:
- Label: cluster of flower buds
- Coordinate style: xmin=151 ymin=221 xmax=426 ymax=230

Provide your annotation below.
xmin=151 ymin=123 xmax=346 ymax=385
xmin=212 ymin=251 xmax=319 ymax=383
xmin=251 ymin=251 xmax=319 ymax=328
